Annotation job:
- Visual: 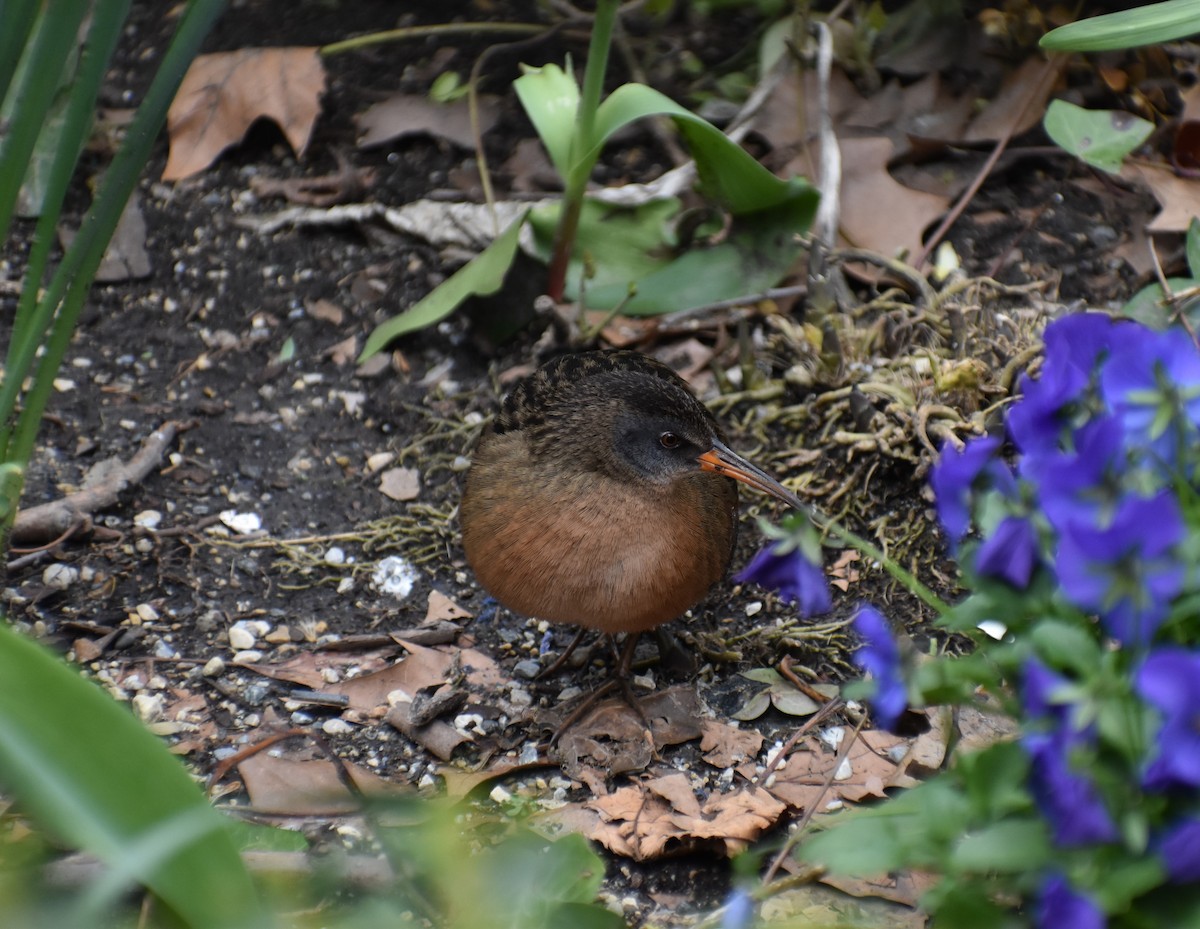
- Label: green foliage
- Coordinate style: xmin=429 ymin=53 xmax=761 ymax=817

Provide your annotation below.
xmin=0 ymin=0 xmax=226 ymax=534
xmin=1041 ymin=0 xmax=1200 ymax=51
xmin=1122 ymin=217 xmax=1200 ymax=329
xmin=1042 ymin=99 xmax=1153 ymax=174
xmin=362 ymin=0 xmax=816 ymax=354
xmin=0 ymin=624 xmax=264 ymax=927
xmin=358 ymin=211 xmax=528 ymax=359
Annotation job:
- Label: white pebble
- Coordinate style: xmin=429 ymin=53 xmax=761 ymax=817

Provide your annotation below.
xmin=324 ymin=546 xmax=346 ymax=565
xmin=42 ymin=564 xmax=78 ymax=590
xmin=228 ymin=625 xmax=257 ymax=651
xmin=202 ymin=657 xmax=225 ymax=677
xmin=232 ymin=649 xmax=263 ymax=664
xmin=134 ymin=510 xmax=162 ymax=530
xmin=132 ymin=693 xmax=165 ymax=722
xmin=322 ymin=718 xmax=355 ymax=736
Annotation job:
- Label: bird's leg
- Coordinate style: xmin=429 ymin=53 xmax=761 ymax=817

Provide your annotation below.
xmin=534 ymin=626 xmax=590 ymax=680
xmin=546 ymin=633 xmax=653 ymax=747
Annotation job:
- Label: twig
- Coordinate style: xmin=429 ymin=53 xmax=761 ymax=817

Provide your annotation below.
xmin=9 ymin=420 xmax=192 ymax=548
xmin=914 ymin=55 xmax=1067 ymax=269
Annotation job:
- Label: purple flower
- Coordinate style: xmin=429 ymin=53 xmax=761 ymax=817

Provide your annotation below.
xmin=1055 ymin=491 xmax=1185 ymax=646
xmin=1008 ymin=313 xmax=1116 ymax=456
xmin=1100 ymin=325 xmax=1200 ymax=471
xmin=736 ymin=544 xmax=832 ymax=617
xmin=1025 ymin=734 xmax=1118 ymax=846
xmin=1136 ymin=649 xmax=1200 ymax=790
xmin=719 ymin=889 xmax=754 ymax=929
xmin=1022 ymin=661 xmax=1118 ymax=847
xmin=1159 ymin=818 xmax=1200 ymax=883
xmin=1022 ymin=658 xmax=1068 ymax=722
xmin=852 ymin=606 xmax=906 ymax=730
xmin=930 ymin=435 xmax=1012 ymax=540
xmin=1037 ymin=874 xmax=1105 ymax=929
xmin=975 ymin=516 xmax=1040 ymax=588
xmin=1023 ymin=416 xmax=1126 ymax=532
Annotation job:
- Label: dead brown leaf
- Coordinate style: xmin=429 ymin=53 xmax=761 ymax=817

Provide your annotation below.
xmin=238 ymin=752 xmax=400 ymax=814
xmin=586 ymin=774 xmax=786 ymax=860
xmin=164 ymin=47 xmax=326 ymax=181
xmin=837 ymin=137 xmax=949 ymax=260
xmin=962 ymin=56 xmax=1057 ymax=143
xmin=553 ymin=686 xmax=706 ymax=778
xmin=1125 ymin=162 xmax=1200 ymax=233
xmin=332 ymin=641 xmax=453 ymax=711
xmin=385 ymin=701 xmax=470 ymax=761
xmin=699 ymin=719 xmax=765 ymax=769
xmin=424 ymin=590 xmax=472 ymax=624
xmin=356 ymin=93 xmax=499 ymax=150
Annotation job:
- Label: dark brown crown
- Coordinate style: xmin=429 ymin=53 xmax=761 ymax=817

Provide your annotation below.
xmin=494 ymin=351 xmax=699 ymax=436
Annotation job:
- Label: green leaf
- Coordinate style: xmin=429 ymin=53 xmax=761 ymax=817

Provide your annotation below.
xmin=581 ymin=193 xmax=815 ymax=315
xmin=1186 ymin=217 xmax=1200 ymax=279
xmin=953 ymin=819 xmax=1049 ymax=873
xmin=1041 ymin=0 xmax=1200 ymax=51
xmin=528 ymin=197 xmax=680 ymax=293
xmin=359 ymin=211 xmax=528 ymax=360
xmin=1042 ymin=99 xmax=1153 ymax=174
xmin=1120 ymin=278 xmax=1200 ymax=330
xmin=513 ymin=62 xmax=580 ymax=179
xmin=0 ymin=624 xmax=263 ymax=926
xmin=1030 ymin=618 xmax=1101 ymax=674
xmin=802 ymin=780 xmax=970 ymax=874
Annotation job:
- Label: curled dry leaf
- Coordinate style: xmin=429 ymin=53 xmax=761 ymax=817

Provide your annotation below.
xmin=164 ymin=47 xmax=326 ymax=181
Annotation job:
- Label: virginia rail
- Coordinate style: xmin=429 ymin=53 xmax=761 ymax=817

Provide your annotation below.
xmin=460 ymin=351 xmax=804 ymax=728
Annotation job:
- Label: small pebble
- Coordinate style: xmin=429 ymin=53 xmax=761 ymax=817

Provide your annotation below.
xmin=744 ymin=601 xmax=763 ymax=617
xmin=132 ymin=693 xmax=165 ymax=723
xmin=518 ymin=742 xmax=540 ymax=765
xmin=324 ymin=546 xmax=346 ymax=565
xmin=136 ymin=603 xmax=159 ymax=622
xmin=509 ymin=687 xmax=533 ymax=707
xmin=558 ymin=686 xmax=583 ymax=702
xmin=232 ymin=649 xmax=263 ymax=664
xmin=134 ymin=510 xmax=162 ymax=530
xmin=489 ymin=785 xmax=514 ymax=805
xmin=228 ymin=625 xmax=256 ymax=651
xmin=42 ymin=564 xmax=78 ymax=590
xmin=322 ymin=718 xmax=355 ymax=736
xmin=202 ymin=657 xmax=225 ymax=677
xmin=512 ymin=659 xmax=541 ymax=680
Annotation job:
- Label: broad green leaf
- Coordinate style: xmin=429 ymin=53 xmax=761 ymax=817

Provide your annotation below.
xmin=1043 ymin=99 xmax=1153 ymax=174
xmin=528 ymin=197 xmax=680 ymax=292
xmin=952 ymin=819 xmax=1048 ymax=873
xmin=589 ymin=83 xmax=816 ymax=215
xmin=359 ymin=211 xmax=528 ymax=360
xmin=513 ymin=62 xmax=580 ymax=179
xmin=1041 ymin=0 xmax=1200 ymax=51
xmin=1030 ymin=618 xmax=1101 ymax=673
xmin=579 ymin=193 xmax=815 ymax=314
xmin=0 ymin=623 xmax=264 ymax=927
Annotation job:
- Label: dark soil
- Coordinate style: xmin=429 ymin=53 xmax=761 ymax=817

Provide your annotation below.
xmin=2 ymin=1 xmax=1169 ymax=926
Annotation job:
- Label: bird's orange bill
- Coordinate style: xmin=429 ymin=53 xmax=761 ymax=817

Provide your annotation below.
xmin=698 ymin=440 xmax=804 ymax=510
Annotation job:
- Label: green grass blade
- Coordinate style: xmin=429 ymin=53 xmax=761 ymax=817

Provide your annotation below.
xmin=0 ymin=0 xmax=40 ymax=107
xmin=0 ymin=0 xmax=89 ymax=242
xmin=6 ymin=0 xmax=229 ymax=481
xmin=0 ymin=624 xmax=266 ymax=927
xmin=4 ymin=1 xmax=130 ymax=398
xmin=1041 ymin=0 xmax=1200 ymax=50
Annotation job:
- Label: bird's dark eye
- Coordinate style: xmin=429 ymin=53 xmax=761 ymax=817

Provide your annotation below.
xmin=659 ymin=432 xmax=681 ymax=449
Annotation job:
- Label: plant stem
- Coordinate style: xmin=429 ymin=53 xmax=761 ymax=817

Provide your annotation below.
xmin=319 ymin=22 xmax=545 ymax=57
xmin=813 ymin=513 xmax=950 ymax=615
xmin=546 ymin=0 xmax=619 ymax=301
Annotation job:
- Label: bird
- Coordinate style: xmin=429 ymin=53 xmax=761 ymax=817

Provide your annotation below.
xmin=460 ymin=350 xmax=804 ymax=732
